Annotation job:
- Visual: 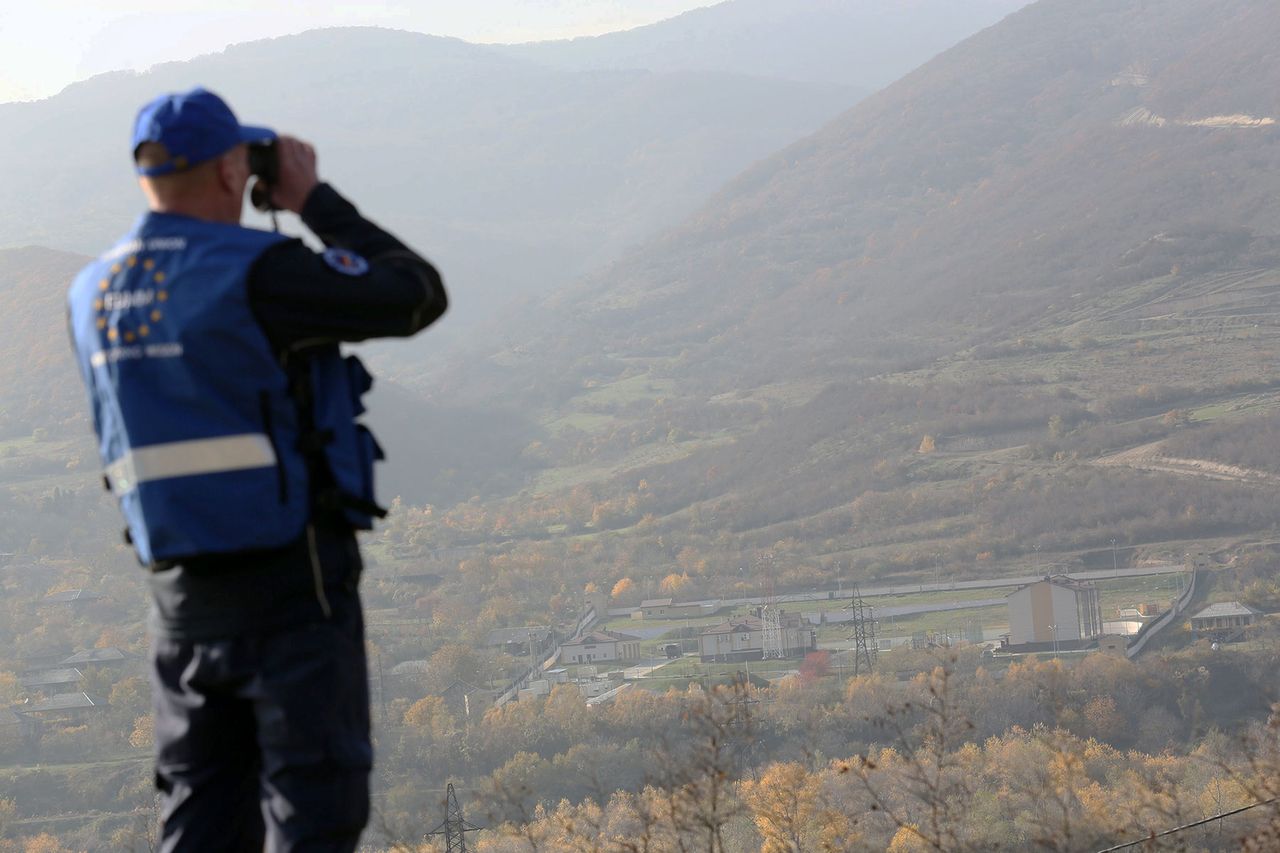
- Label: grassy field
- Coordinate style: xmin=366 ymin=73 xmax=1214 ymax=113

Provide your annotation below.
xmin=628 ymin=656 xmax=799 ymax=692
xmin=576 ymin=373 xmax=676 ymax=408
xmin=841 ymin=604 xmax=1008 ymax=645
xmin=529 ymin=432 xmax=739 ymax=494
xmin=1094 ymin=573 xmax=1188 ymax=619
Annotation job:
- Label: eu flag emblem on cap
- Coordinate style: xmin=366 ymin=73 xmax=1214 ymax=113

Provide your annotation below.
xmin=131 ymin=87 xmax=276 ymax=176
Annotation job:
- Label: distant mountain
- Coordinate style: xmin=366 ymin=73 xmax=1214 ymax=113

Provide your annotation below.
xmin=474 ymin=0 xmax=1280 ymax=401
xmin=499 ymin=0 xmax=1031 ymax=90
xmin=0 ymin=28 xmax=856 ymax=334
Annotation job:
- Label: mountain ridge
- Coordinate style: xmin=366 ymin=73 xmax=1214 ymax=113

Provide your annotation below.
xmin=0 ymin=26 xmax=858 ymax=335
xmin=499 ymin=0 xmax=1032 ymax=90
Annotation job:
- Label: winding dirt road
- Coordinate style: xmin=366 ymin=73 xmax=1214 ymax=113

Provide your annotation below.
xmin=1095 ymin=440 xmax=1278 ymax=483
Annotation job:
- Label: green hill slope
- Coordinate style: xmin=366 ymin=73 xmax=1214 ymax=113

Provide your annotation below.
xmin=405 ymin=0 xmax=1280 ymax=599
xmin=482 ymin=0 xmax=1280 ymax=397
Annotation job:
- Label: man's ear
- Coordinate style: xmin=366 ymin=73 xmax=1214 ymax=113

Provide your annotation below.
xmin=215 ymin=148 xmax=244 ymax=195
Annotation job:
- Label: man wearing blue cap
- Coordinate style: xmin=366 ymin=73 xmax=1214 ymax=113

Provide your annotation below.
xmin=67 ymin=88 xmax=447 ymax=851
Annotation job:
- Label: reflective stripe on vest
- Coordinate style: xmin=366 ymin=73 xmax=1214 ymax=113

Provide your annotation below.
xmin=104 ymin=434 xmax=277 ymax=496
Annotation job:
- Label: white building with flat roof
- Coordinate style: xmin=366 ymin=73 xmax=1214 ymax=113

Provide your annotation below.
xmin=1007 ymin=575 xmax=1103 ymax=646
xmin=559 ymin=630 xmax=642 ymax=665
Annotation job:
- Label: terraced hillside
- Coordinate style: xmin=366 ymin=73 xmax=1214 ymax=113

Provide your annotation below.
xmin=383 ymin=0 xmax=1280 ymax=612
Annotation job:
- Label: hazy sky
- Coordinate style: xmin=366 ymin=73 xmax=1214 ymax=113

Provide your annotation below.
xmin=0 ymin=1 xmax=721 ymax=103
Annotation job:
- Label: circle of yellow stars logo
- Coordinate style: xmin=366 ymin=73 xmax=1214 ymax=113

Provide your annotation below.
xmin=98 ymin=255 xmax=166 ymax=344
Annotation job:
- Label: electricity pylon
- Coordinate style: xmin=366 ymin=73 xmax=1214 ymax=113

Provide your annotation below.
xmin=426 ymin=783 xmax=482 ymax=852
xmin=847 ymin=584 xmax=877 ymax=676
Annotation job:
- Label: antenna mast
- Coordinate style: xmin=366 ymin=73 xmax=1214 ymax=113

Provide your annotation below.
xmin=758 ymin=552 xmax=785 ymax=660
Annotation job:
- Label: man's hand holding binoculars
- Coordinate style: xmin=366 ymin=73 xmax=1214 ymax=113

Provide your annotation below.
xmin=249 ymin=135 xmax=318 ymax=214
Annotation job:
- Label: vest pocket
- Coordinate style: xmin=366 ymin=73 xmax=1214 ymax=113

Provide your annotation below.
xmin=354 ymin=424 xmax=385 ymax=505
xmin=258 ymin=391 xmax=288 ymax=504
xmin=307 ymin=354 xmax=386 ymax=528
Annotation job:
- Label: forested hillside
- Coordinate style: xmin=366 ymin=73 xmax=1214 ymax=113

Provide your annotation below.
xmin=400 ymin=0 xmax=1280 ymax=601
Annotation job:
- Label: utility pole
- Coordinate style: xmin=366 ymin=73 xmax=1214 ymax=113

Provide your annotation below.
xmin=527 ymin=627 xmax=536 ymax=677
xmin=375 ymin=646 xmax=388 ymax=725
xmin=426 ymin=783 xmax=482 ymax=852
xmin=1112 ymin=538 xmax=1119 ymax=578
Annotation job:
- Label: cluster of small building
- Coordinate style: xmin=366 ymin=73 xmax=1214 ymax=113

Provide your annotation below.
xmin=1 ymin=647 xmax=128 ymax=750
xmin=558 ymin=611 xmax=816 ymax=666
xmin=465 ymin=563 xmax=1268 ymax=712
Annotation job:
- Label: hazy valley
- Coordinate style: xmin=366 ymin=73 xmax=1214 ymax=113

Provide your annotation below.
xmin=4 ymin=0 xmax=1280 ymax=850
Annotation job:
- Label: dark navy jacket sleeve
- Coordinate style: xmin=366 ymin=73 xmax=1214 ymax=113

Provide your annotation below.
xmin=247 ymin=183 xmax=447 ymax=351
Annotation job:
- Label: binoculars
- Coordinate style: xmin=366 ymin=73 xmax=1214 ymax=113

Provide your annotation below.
xmin=248 ymin=141 xmax=278 ymax=213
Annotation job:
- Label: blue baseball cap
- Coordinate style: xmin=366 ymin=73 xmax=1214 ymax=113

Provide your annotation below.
xmin=131 ymin=87 xmax=276 ymax=176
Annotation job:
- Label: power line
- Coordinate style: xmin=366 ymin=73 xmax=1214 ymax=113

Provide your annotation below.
xmin=1095 ymin=797 xmax=1276 ymax=852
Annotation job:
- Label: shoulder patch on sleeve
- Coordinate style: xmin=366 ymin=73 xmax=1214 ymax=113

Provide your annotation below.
xmin=322 ymin=248 xmax=370 ymax=277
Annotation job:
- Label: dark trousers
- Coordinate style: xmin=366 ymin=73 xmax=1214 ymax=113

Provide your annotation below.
xmin=149 ymin=586 xmax=372 ymax=852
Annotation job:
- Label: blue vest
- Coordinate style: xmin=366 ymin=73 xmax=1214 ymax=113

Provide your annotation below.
xmin=68 ymin=213 xmax=383 ymax=566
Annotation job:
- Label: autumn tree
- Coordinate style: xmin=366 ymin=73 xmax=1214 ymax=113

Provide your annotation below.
xmin=485 ymin=751 xmax=555 ymax=825
xmin=611 ymin=577 xmax=637 ymax=603
xmin=740 ymin=762 xmax=821 ymax=852
xmin=128 ymin=714 xmax=153 ymax=750
xmin=847 ymin=661 xmax=976 ymax=851
xmin=20 ymin=835 xmax=72 ymax=853
xmin=426 ymin=644 xmax=486 ymax=693
xmin=1223 ymin=705 xmax=1280 ymax=851
xmin=543 ymin=685 xmax=592 ymax=742
xmin=0 ymin=673 xmax=18 ymax=705
xmin=648 ymin=682 xmax=752 ymax=852
xmin=403 ymin=696 xmax=458 ymax=739
xmin=658 ymin=573 xmax=691 ymax=597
